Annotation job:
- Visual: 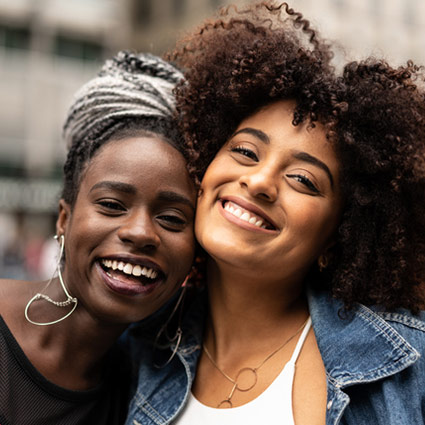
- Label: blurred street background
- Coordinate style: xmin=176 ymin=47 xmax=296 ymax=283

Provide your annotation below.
xmin=0 ymin=0 xmax=424 ymax=280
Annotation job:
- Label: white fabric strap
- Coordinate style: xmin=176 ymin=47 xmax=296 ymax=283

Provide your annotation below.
xmin=288 ymin=316 xmax=312 ymax=365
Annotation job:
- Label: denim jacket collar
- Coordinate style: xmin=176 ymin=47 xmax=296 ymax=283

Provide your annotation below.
xmin=308 ymin=289 xmax=420 ymax=388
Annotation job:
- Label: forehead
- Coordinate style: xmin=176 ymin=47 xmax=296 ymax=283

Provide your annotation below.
xmin=238 ymin=101 xmax=325 ymax=142
xmin=80 ymin=136 xmax=193 ymax=194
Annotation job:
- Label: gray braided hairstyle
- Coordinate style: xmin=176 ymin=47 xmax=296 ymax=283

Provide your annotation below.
xmin=62 ymin=51 xmax=185 ymax=206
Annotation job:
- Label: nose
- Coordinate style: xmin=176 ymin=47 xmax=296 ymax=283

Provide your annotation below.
xmin=239 ymin=164 xmax=278 ymax=202
xmin=117 ymin=210 xmax=160 ymax=251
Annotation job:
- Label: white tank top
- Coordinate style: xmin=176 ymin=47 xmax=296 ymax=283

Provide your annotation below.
xmin=175 ymin=317 xmax=312 ymax=425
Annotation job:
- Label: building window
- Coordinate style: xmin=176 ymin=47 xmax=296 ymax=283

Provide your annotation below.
xmin=53 ymin=34 xmax=103 ymax=62
xmin=0 ymin=161 xmax=25 ymax=178
xmin=0 ymin=24 xmax=30 ymax=51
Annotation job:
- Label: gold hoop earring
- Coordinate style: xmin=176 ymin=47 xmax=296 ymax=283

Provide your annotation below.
xmin=318 ymin=254 xmax=329 ymax=272
xmin=25 ymin=235 xmax=78 ymax=326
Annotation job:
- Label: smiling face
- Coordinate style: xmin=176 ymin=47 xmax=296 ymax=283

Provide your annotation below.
xmin=195 ymin=100 xmax=342 ymax=286
xmin=57 ymin=136 xmax=196 ymax=324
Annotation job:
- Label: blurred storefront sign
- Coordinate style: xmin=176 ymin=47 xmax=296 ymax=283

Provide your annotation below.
xmin=0 ymin=178 xmax=61 ymax=212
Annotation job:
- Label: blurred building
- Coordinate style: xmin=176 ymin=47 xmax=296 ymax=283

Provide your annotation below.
xmin=0 ymin=0 xmax=423 ymax=279
xmin=0 ymin=0 xmax=122 ymax=278
xmin=291 ymin=0 xmax=425 ymax=66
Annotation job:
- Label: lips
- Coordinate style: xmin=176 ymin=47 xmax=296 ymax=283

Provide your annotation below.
xmin=220 ymin=198 xmax=278 ymax=231
xmin=98 ymin=256 xmax=164 ymax=296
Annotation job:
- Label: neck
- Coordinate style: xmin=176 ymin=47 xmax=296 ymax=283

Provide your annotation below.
xmin=204 ymin=258 xmax=309 ymax=358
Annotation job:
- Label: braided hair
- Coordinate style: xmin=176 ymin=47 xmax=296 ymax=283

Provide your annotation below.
xmin=62 ymin=51 xmax=184 ymax=206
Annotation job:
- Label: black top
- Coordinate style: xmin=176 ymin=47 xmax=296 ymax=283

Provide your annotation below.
xmin=0 ymin=316 xmax=130 ymax=425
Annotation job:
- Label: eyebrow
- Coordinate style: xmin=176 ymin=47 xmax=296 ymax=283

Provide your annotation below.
xmin=157 ymin=191 xmax=195 ymax=210
xmin=231 ymin=127 xmax=270 ymax=144
xmin=89 ymin=181 xmax=136 ymax=195
xmin=89 ymin=182 xmax=195 ymax=209
xmin=293 ymin=151 xmax=334 ymax=187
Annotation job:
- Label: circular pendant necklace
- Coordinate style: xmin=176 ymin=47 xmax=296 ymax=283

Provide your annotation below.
xmin=202 ymin=317 xmax=310 ymax=408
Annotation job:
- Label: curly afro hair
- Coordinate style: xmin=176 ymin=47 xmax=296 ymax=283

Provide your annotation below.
xmin=168 ymin=1 xmax=425 ymax=312
xmin=168 ymin=1 xmax=335 ymax=184
xmin=330 ymin=59 xmax=425 ymax=312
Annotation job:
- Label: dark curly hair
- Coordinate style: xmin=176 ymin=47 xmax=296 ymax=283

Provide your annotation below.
xmin=168 ymin=2 xmax=334 ymax=184
xmin=168 ymin=1 xmax=425 ymax=312
xmin=330 ymin=60 xmax=425 ymax=312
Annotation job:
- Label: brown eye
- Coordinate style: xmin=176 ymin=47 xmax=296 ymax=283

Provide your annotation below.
xmin=286 ymin=174 xmax=320 ymax=194
xmin=231 ymin=146 xmax=259 ymax=161
xmin=157 ymin=213 xmax=187 ymax=231
xmin=97 ymin=200 xmax=126 ymax=214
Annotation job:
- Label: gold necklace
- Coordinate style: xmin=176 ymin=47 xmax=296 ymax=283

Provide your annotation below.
xmin=202 ymin=317 xmax=310 ymax=408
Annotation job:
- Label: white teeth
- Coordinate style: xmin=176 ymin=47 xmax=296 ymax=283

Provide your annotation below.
xmin=101 ymin=259 xmax=158 ymax=280
xmin=132 ymin=265 xmax=142 ymax=276
xmin=224 ymin=203 xmax=236 ymax=214
xmin=240 ymin=212 xmax=250 ymax=222
xmin=123 ymin=263 xmax=133 ymax=274
xmin=234 ymin=208 xmax=242 ymax=218
xmin=224 ymin=202 xmax=270 ymax=229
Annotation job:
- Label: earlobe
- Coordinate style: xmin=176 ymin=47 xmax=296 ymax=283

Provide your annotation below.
xmin=56 ymin=199 xmax=71 ymax=237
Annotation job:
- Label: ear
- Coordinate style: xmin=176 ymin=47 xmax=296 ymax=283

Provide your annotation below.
xmin=56 ymin=199 xmax=71 ymax=237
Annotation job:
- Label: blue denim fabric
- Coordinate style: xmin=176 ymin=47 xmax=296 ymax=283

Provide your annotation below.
xmin=125 ymin=289 xmax=425 ymax=425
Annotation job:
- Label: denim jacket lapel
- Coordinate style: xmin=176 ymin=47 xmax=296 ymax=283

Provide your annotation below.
xmin=308 ymin=289 xmax=420 ymax=425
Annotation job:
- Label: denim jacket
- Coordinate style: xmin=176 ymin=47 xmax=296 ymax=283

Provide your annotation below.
xmin=124 ymin=289 xmax=425 ymax=425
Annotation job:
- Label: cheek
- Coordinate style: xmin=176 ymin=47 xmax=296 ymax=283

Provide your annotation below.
xmin=294 ymin=206 xmax=338 ymax=249
xmin=70 ymin=214 xmax=101 ymax=242
xmin=65 ymin=210 xmax=111 ymax=260
xmin=164 ymin=231 xmax=195 ymax=275
xmin=284 ymin=193 xmax=336 ymax=237
xmin=199 ymin=155 xmax=232 ymax=191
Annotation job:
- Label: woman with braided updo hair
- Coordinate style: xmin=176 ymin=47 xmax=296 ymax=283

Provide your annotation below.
xmin=0 ymin=51 xmax=196 ymax=424
xmin=124 ymin=2 xmax=425 ymax=425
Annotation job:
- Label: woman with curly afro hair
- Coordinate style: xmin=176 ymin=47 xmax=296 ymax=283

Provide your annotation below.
xmin=124 ymin=2 xmax=425 ymax=425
